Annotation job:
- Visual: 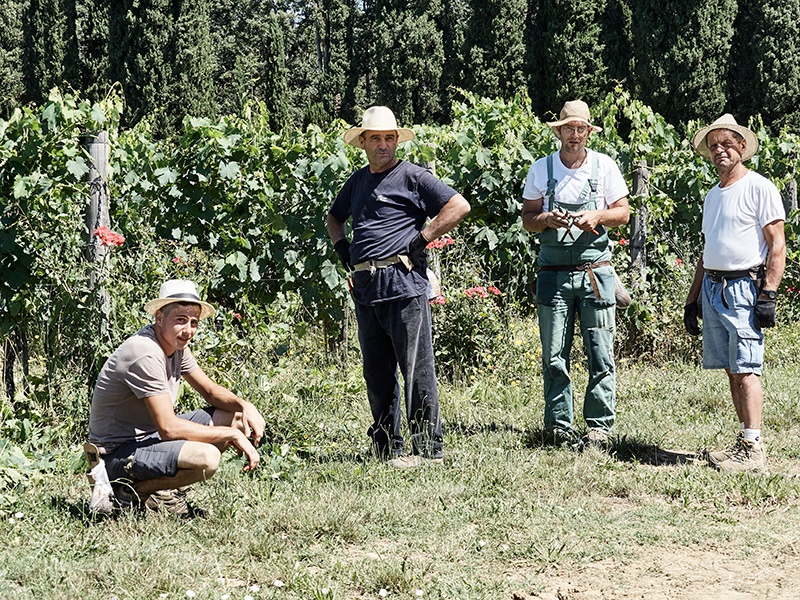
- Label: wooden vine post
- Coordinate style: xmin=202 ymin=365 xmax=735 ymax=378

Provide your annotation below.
xmin=84 ymin=132 xmax=112 ymax=339
xmin=630 ymin=160 xmax=649 ymax=290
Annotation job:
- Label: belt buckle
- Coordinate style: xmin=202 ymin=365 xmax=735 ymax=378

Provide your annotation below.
xmin=368 ymin=260 xmax=377 ymax=276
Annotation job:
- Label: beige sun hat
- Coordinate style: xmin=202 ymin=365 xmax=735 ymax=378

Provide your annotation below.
xmin=547 ymin=100 xmax=603 ymax=137
xmin=692 ymin=114 xmax=758 ymax=161
xmin=144 ymin=279 xmax=216 ymax=319
xmin=343 ymin=106 xmax=415 ymax=147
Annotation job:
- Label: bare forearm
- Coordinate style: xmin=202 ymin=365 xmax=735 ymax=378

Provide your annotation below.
xmin=686 ymin=257 xmax=705 ymax=305
xmin=422 ymin=194 xmax=470 ymax=240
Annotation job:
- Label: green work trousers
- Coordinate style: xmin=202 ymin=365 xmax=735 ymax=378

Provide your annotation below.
xmin=536 ymin=266 xmax=616 ymax=433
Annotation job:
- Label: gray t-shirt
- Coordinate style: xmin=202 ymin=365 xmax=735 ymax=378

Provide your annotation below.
xmin=88 ymin=324 xmax=198 ymax=452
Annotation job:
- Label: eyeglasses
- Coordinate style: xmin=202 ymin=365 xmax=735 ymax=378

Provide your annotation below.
xmin=561 ymin=125 xmax=589 ymax=135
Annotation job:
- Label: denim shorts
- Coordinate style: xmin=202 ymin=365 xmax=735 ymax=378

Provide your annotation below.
xmin=105 ymin=408 xmax=215 ymax=482
xmin=701 ymin=275 xmax=764 ymax=374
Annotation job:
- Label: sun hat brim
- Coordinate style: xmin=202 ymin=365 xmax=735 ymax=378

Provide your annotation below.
xmin=692 ymin=118 xmax=758 ymax=162
xmin=546 ymin=117 xmax=603 ymax=136
xmin=144 ymin=297 xmax=216 ymax=320
xmin=343 ymin=127 xmax=415 ymax=147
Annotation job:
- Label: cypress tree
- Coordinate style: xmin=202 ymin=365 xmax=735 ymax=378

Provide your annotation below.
xmin=729 ymin=0 xmax=800 ymax=133
xmin=629 ymin=0 xmax=737 ymax=126
xmin=371 ymin=0 xmax=444 ymax=125
xmin=437 ymin=0 xmax=470 ymax=120
xmin=0 ymin=0 xmax=24 ymax=116
xmin=463 ymin=0 xmax=527 ymax=100
xmin=22 ymin=0 xmax=81 ymax=105
xmin=530 ymin=0 xmax=609 ymax=117
xmin=74 ymin=0 xmax=113 ymax=103
xmin=171 ymin=0 xmax=216 ymax=122
xmin=108 ymin=0 xmax=175 ymax=132
xmin=211 ymin=0 xmax=289 ymax=131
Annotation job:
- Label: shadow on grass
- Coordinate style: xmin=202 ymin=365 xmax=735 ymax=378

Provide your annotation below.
xmin=49 ymin=495 xmax=124 ymax=525
xmin=520 ymin=426 xmax=701 ymax=466
xmin=609 ymin=435 xmax=700 ymax=466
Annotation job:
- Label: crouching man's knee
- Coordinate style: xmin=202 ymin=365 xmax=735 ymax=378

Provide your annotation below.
xmin=177 ymin=441 xmax=222 ymax=477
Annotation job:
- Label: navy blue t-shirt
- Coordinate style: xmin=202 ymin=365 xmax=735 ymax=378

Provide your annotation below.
xmin=329 ymin=160 xmax=457 ymax=306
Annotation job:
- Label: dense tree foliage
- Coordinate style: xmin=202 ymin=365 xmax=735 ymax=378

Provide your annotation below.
xmin=729 ymin=0 xmax=800 ymax=133
xmin=1 ymin=0 xmax=799 ymax=132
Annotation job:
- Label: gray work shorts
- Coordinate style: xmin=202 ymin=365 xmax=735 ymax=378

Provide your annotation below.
xmin=104 ymin=408 xmax=215 ymax=482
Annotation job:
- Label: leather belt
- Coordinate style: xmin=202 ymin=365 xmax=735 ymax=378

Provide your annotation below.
xmin=705 ymin=268 xmax=761 ymax=284
xmin=538 ymin=261 xmax=612 ymax=300
xmin=353 ymin=254 xmax=412 ymax=274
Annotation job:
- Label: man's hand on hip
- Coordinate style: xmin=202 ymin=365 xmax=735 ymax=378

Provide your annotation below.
xmin=406 ymin=232 xmax=429 ymax=268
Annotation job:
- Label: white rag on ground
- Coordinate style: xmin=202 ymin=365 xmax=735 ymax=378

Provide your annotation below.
xmin=89 ymin=459 xmax=115 ymax=514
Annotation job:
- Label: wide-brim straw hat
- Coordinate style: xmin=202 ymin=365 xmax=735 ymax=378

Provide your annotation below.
xmin=547 ymin=100 xmax=603 ymax=138
xmin=144 ymin=279 xmax=216 ymax=319
xmin=343 ymin=106 xmax=415 ymax=147
xmin=692 ymin=113 xmax=758 ymax=162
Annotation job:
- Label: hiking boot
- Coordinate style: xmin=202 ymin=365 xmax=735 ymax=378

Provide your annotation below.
xmin=581 ymin=428 xmax=610 ymax=450
xmin=387 ymin=455 xmax=444 ymax=469
xmin=144 ymin=488 xmax=212 ymax=518
xmin=546 ymin=428 xmax=580 ymax=448
xmin=713 ymin=439 xmax=766 ymax=473
xmin=706 ymin=432 xmax=744 ymax=467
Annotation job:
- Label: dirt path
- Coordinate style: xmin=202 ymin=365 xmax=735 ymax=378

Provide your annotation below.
xmin=515 ymin=547 xmax=800 ymax=599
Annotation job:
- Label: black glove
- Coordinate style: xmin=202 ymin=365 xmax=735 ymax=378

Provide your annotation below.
xmin=333 ymin=238 xmax=352 ymax=271
xmin=754 ymin=298 xmax=776 ymax=329
xmin=683 ymin=302 xmax=701 ymax=336
xmin=406 ymin=232 xmax=429 ymax=268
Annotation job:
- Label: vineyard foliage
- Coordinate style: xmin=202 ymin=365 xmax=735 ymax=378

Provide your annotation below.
xmin=1 ymin=88 xmax=798 ymax=417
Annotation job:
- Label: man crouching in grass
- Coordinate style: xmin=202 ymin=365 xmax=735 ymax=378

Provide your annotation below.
xmin=87 ymin=279 xmax=265 ymax=516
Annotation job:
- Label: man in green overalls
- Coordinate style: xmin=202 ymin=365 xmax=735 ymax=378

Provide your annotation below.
xmin=521 ymin=100 xmax=630 ymax=448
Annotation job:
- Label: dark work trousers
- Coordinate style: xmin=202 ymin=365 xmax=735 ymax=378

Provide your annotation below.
xmin=354 ymin=295 xmax=443 ymax=460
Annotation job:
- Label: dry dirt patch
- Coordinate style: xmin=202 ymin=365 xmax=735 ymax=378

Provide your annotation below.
xmin=514 ymin=545 xmax=800 ymax=600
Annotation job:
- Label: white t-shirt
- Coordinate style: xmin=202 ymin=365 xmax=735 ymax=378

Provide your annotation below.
xmin=702 ymin=170 xmax=785 ymax=271
xmin=522 ymin=149 xmax=629 ymax=208
xmin=88 ymin=324 xmax=199 ymax=451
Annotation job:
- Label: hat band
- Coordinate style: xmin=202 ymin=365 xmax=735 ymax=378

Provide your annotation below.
xmin=165 ymin=293 xmax=202 ymax=302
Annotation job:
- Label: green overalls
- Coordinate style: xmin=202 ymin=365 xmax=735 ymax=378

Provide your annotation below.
xmin=536 ymin=152 xmax=616 ymax=434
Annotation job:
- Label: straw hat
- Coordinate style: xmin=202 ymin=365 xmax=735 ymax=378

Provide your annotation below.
xmin=692 ymin=114 xmax=758 ymax=161
xmin=547 ymin=100 xmax=603 ymax=137
xmin=144 ymin=279 xmax=216 ymax=319
xmin=343 ymin=106 xmax=415 ymax=147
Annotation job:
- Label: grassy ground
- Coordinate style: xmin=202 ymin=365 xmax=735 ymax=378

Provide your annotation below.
xmin=2 ymin=325 xmax=800 ymax=600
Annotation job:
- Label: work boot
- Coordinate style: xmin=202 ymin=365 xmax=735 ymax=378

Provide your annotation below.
xmin=581 ymin=428 xmax=610 ymax=450
xmin=144 ymin=488 xmax=212 ymax=518
xmin=546 ymin=428 xmax=580 ymax=448
xmin=714 ymin=439 xmax=766 ymax=473
xmin=706 ymin=432 xmax=744 ymax=467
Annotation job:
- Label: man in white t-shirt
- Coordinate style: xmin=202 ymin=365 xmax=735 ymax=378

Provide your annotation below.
xmin=521 ymin=100 xmax=630 ymax=449
xmin=88 ymin=279 xmax=265 ymax=514
xmin=685 ymin=114 xmax=786 ymax=473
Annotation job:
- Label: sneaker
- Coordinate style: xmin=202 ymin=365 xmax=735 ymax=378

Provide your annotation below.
xmin=387 ymin=455 xmax=444 ymax=469
xmin=706 ymin=432 xmax=744 ymax=467
xmin=714 ymin=439 xmax=766 ymax=473
xmin=581 ymin=428 xmax=610 ymax=450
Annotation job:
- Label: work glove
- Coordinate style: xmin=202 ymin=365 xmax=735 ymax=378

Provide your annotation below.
xmin=333 ymin=239 xmax=352 ymax=271
xmin=683 ymin=301 xmax=701 ymax=336
xmin=406 ymin=232 xmax=429 ymax=269
xmin=754 ymin=298 xmax=776 ymax=329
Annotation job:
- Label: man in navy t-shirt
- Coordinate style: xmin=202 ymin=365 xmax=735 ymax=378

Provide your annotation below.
xmin=327 ymin=106 xmax=470 ymax=468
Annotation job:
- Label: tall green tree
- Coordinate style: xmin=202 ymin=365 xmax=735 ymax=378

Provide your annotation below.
xmin=371 ymin=0 xmax=445 ymax=125
xmin=463 ymin=0 xmax=527 ymax=100
xmin=437 ymin=0 xmax=470 ymax=120
xmin=74 ymin=0 xmax=112 ymax=103
xmin=22 ymin=0 xmax=81 ymax=105
xmin=211 ymin=1 xmax=289 ymax=131
xmin=0 ymin=0 xmax=24 ymax=117
xmin=629 ymin=0 xmax=737 ymax=127
xmin=729 ymin=0 xmax=800 ymax=134
xmin=530 ymin=0 xmax=610 ymax=117
xmin=171 ymin=0 xmax=216 ymax=122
